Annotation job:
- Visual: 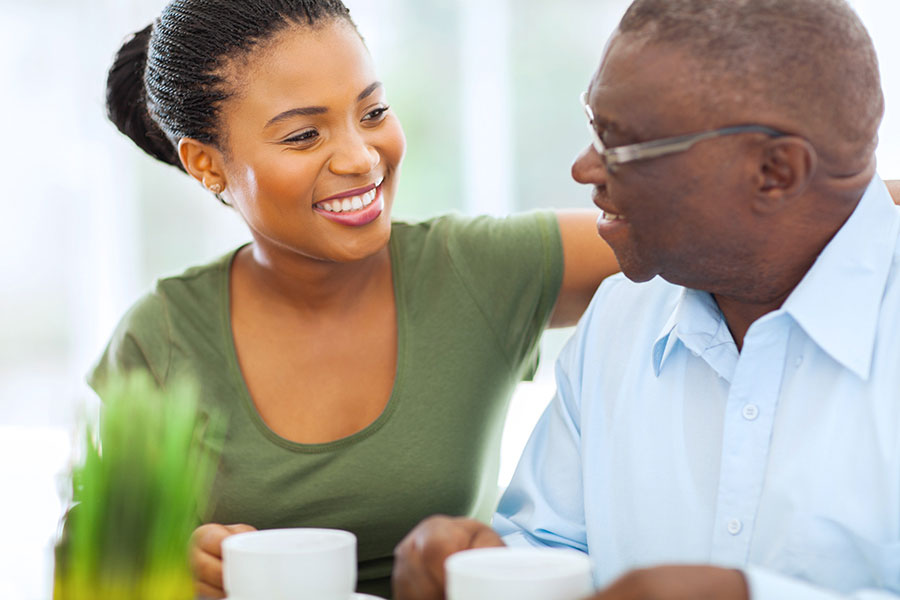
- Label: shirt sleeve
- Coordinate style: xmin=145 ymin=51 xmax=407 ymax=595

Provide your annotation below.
xmin=745 ymin=567 xmax=900 ymax=600
xmin=444 ymin=211 xmax=564 ymax=377
xmin=492 ymin=308 xmax=590 ymax=552
xmin=88 ymin=290 xmax=173 ymax=392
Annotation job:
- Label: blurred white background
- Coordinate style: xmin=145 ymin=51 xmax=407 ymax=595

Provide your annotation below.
xmin=1 ymin=0 xmax=898 ymax=598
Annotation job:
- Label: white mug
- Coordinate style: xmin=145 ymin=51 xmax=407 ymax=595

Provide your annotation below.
xmin=445 ymin=546 xmax=594 ymax=600
xmin=222 ymin=528 xmax=357 ymax=600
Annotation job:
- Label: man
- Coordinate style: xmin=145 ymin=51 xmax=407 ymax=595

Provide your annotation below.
xmin=392 ymin=0 xmax=900 ymax=599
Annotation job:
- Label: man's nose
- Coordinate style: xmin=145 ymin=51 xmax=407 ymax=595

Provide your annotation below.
xmin=571 ymin=144 xmax=607 ymax=185
xmin=329 ymin=131 xmax=380 ymax=175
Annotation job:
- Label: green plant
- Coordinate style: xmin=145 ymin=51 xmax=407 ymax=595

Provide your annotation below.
xmin=54 ymin=372 xmax=221 ymax=600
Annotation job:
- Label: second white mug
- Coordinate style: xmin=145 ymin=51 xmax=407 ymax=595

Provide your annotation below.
xmin=445 ymin=546 xmax=594 ymax=600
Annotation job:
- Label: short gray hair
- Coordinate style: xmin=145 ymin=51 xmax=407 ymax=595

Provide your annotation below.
xmin=618 ymin=0 xmax=883 ymax=167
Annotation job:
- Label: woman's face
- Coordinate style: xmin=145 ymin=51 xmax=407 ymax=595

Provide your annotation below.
xmin=217 ymin=20 xmax=406 ymax=264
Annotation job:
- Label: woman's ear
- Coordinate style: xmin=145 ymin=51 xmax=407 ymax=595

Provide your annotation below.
xmin=753 ymin=136 xmax=817 ymax=213
xmin=178 ymin=138 xmax=227 ymax=195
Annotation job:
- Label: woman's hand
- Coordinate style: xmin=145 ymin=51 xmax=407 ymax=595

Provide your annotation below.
xmin=190 ymin=522 xmax=257 ymax=599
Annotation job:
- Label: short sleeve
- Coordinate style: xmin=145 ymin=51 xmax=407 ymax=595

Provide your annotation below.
xmin=444 ymin=211 xmax=564 ymax=374
xmin=88 ymin=291 xmax=173 ymax=393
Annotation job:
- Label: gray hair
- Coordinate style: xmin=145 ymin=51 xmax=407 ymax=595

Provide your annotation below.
xmin=618 ymin=0 xmax=883 ymax=168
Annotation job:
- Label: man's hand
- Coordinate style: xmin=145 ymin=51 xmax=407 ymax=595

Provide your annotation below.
xmin=393 ymin=515 xmax=505 ymax=600
xmin=589 ymin=565 xmax=749 ymax=600
xmin=190 ymin=522 xmax=257 ymax=599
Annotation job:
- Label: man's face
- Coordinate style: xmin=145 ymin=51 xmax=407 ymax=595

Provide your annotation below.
xmin=572 ymin=33 xmax=761 ymax=290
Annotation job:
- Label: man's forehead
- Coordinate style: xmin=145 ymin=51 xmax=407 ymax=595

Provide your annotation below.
xmin=587 ymin=33 xmax=708 ymax=125
xmin=591 ymin=32 xmax=675 ymax=90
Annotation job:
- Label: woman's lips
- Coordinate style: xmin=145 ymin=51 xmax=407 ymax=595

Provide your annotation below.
xmin=314 ymin=184 xmax=384 ymax=227
xmin=318 ymin=176 xmax=384 ymax=205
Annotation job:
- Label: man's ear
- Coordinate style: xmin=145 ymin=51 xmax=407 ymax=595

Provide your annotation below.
xmin=178 ymin=137 xmax=227 ymax=194
xmin=753 ymin=137 xmax=817 ymax=213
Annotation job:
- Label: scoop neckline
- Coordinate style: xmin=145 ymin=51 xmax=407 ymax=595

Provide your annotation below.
xmin=219 ymin=237 xmax=407 ymax=453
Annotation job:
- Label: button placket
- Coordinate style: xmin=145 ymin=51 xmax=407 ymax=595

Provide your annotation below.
xmin=709 ymin=320 xmax=789 ymax=566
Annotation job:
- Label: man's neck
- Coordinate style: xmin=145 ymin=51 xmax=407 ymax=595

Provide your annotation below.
xmin=713 ymin=292 xmax=792 ymax=351
xmin=712 ymin=172 xmax=874 ymax=351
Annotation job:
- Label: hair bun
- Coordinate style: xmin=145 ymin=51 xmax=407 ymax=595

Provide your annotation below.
xmin=106 ymin=23 xmax=185 ymax=171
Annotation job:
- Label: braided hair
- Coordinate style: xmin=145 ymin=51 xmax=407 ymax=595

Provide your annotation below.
xmin=106 ymin=0 xmax=354 ymax=173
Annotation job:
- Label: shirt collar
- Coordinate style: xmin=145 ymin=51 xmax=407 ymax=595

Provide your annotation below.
xmin=652 ymin=288 xmax=738 ymax=380
xmin=652 ymin=175 xmax=899 ymax=381
xmin=781 ymin=175 xmax=900 ymax=380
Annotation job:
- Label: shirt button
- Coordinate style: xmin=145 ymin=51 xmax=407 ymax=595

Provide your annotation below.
xmin=795 ymin=356 xmax=804 ymax=367
xmin=742 ymin=404 xmax=759 ymax=421
xmin=727 ymin=519 xmax=743 ymax=535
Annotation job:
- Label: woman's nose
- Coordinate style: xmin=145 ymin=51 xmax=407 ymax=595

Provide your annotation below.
xmin=329 ymin=131 xmax=380 ymax=176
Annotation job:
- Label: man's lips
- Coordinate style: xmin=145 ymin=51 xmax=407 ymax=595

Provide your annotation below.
xmin=599 ymin=210 xmax=625 ymax=222
xmin=592 ymin=188 xmax=625 ymax=222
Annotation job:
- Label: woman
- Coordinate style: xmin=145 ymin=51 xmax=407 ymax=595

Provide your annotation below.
xmin=97 ymin=1 xmax=617 ymax=598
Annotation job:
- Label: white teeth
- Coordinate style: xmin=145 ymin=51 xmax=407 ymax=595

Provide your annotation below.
xmin=318 ymin=186 xmax=379 ymax=213
xmin=601 ymin=210 xmax=624 ymax=221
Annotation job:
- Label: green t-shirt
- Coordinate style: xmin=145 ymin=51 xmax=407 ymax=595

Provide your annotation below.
xmin=90 ymin=212 xmax=564 ymax=598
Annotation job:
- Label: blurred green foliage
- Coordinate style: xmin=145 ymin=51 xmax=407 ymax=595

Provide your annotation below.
xmin=54 ymin=372 xmax=221 ymax=600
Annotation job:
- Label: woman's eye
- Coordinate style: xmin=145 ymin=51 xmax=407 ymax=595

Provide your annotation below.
xmin=284 ymin=129 xmax=319 ymax=145
xmin=362 ymin=106 xmax=390 ymax=123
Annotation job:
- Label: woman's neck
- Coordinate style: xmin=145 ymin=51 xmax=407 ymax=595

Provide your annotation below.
xmin=234 ymin=239 xmax=393 ymax=316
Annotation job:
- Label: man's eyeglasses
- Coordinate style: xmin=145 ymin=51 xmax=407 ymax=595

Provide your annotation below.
xmin=580 ymin=91 xmax=790 ymax=172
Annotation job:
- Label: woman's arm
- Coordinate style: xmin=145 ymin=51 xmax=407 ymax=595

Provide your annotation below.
xmin=888 ymin=179 xmax=900 ymax=203
xmin=550 ymin=180 xmax=900 ymax=328
xmin=550 ymin=210 xmax=619 ymax=328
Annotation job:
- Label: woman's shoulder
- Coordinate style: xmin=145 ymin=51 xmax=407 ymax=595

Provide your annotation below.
xmin=390 ymin=211 xmax=558 ymax=254
xmin=152 ymin=246 xmax=240 ymax=299
xmin=89 ymin=247 xmax=242 ymax=389
xmin=391 ymin=210 xmax=557 ymax=235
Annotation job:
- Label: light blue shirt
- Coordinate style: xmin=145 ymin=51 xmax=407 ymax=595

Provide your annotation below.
xmin=495 ymin=176 xmax=900 ymax=599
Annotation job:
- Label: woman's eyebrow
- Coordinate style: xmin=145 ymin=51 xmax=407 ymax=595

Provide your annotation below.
xmin=264 ymin=82 xmax=384 ymax=130
xmin=357 ymin=81 xmax=382 ymax=101
xmin=265 ymin=105 xmax=328 ymax=129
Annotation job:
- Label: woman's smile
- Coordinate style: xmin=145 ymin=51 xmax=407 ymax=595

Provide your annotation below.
xmin=314 ymin=177 xmax=385 ymax=227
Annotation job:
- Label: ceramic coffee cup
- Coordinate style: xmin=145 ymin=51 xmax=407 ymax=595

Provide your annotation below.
xmin=222 ymin=528 xmax=357 ymax=600
xmin=445 ymin=546 xmax=593 ymax=600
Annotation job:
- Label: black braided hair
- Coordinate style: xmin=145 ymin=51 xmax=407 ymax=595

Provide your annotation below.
xmin=106 ymin=0 xmax=353 ymax=172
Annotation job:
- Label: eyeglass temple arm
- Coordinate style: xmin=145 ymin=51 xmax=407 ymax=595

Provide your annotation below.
xmin=607 ymin=126 xmax=788 ymax=167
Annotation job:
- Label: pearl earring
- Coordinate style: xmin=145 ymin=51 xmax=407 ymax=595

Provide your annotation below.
xmin=209 ymin=183 xmax=224 ymax=194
